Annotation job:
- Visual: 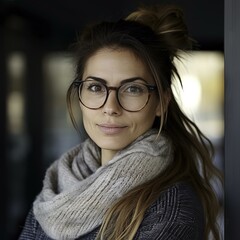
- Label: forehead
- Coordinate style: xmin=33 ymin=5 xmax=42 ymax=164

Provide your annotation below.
xmin=85 ymin=47 xmax=145 ymax=68
xmin=83 ymin=48 xmax=153 ymax=83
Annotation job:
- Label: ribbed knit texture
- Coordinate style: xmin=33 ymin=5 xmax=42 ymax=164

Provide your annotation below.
xmin=33 ymin=129 xmax=173 ymax=240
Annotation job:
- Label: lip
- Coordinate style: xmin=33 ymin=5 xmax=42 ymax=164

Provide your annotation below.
xmin=97 ymin=123 xmax=127 ymax=135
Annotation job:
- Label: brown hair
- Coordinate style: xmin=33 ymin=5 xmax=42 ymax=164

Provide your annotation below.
xmin=67 ymin=5 xmax=223 ymax=240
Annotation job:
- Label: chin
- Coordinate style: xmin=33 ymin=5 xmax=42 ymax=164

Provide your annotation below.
xmin=96 ymin=141 xmax=128 ymax=152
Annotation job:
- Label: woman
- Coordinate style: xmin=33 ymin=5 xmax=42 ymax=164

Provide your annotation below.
xmin=19 ymin=5 xmax=223 ymax=240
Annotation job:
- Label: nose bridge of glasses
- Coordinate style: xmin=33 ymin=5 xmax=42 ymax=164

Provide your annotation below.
xmin=106 ymin=86 xmax=119 ymax=99
xmin=104 ymin=85 xmax=122 ymax=108
xmin=107 ymin=86 xmax=118 ymax=92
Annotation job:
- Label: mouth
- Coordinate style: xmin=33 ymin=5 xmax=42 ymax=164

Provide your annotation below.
xmin=97 ymin=124 xmax=127 ymax=135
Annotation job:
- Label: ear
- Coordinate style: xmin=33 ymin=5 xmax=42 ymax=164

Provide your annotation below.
xmin=155 ymin=89 xmax=171 ymax=117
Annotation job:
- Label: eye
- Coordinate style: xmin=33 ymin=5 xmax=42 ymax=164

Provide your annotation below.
xmin=85 ymin=81 xmax=106 ymax=93
xmin=121 ymin=83 xmax=146 ymax=95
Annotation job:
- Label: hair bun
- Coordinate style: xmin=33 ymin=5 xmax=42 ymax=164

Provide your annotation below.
xmin=125 ymin=5 xmax=194 ymax=51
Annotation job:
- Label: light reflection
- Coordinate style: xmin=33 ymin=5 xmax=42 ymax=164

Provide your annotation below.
xmin=7 ymin=53 xmax=26 ymax=135
xmin=173 ymin=74 xmax=202 ymax=115
xmin=7 ymin=91 xmax=25 ymax=134
xmin=174 ymin=51 xmax=224 ymax=141
xmin=7 ymin=52 xmax=25 ymax=83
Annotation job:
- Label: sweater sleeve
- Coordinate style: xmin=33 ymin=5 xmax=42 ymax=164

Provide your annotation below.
xmin=134 ymin=182 xmax=204 ymax=240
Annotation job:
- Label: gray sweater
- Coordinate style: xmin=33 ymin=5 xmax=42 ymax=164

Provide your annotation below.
xmin=19 ymin=182 xmax=204 ymax=240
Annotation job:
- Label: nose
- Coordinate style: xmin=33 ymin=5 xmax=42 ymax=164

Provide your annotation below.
xmin=102 ymin=90 xmax=122 ymax=116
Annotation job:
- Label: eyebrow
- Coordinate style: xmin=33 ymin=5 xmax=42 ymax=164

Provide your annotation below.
xmin=85 ymin=76 xmax=148 ymax=85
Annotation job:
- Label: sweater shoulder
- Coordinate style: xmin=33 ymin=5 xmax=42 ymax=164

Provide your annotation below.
xmin=135 ymin=182 xmax=204 ymax=240
xmin=18 ymin=208 xmax=52 ymax=240
xmin=149 ymin=182 xmax=203 ymax=213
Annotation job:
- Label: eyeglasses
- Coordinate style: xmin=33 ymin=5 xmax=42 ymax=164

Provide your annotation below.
xmin=74 ymin=79 xmax=157 ymax=112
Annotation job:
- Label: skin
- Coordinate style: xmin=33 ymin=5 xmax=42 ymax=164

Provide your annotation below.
xmin=80 ymin=48 xmax=162 ymax=165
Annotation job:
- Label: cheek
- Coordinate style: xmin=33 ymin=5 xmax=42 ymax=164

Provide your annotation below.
xmin=81 ymin=112 xmax=96 ymax=139
xmin=146 ymin=105 xmax=160 ymax=125
xmin=130 ymin=109 xmax=158 ymax=130
xmin=80 ymin=107 xmax=94 ymax=127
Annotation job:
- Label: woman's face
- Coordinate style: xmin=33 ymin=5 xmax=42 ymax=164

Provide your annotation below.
xmin=80 ymin=48 xmax=161 ymax=164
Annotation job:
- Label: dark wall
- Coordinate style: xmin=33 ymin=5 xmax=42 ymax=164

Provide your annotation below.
xmin=1 ymin=0 xmax=223 ymax=51
xmin=225 ymin=0 xmax=240 ymax=239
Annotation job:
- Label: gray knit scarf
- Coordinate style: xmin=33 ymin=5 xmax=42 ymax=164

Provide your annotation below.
xmin=33 ymin=129 xmax=173 ymax=240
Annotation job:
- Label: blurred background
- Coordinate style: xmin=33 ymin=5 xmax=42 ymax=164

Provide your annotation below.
xmin=0 ymin=0 xmax=224 ymax=239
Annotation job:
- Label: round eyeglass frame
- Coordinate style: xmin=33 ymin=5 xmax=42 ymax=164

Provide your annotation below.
xmin=74 ymin=80 xmax=157 ymax=112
